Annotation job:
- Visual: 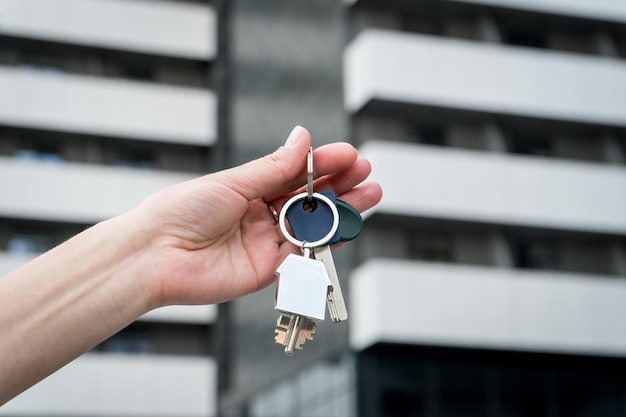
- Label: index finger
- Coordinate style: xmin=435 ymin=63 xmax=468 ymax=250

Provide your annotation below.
xmin=260 ymin=142 xmax=359 ymax=203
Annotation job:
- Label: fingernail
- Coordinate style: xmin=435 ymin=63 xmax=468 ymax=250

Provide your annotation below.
xmin=285 ymin=126 xmax=303 ymax=147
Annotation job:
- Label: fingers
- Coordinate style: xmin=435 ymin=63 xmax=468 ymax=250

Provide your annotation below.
xmin=336 ymin=181 xmax=383 ymax=213
xmin=213 ymin=126 xmax=310 ymax=202
xmin=268 ymin=155 xmax=372 ymax=209
xmin=307 ymin=156 xmax=372 ymax=197
xmin=214 ymin=124 xmax=381 ymax=226
xmin=260 ymin=141 xmax=358 ymax=203
xmin=274 ymin=180 xmax=382 ymax=258
xmin=212 ymin=126 xmax=359 ymax=203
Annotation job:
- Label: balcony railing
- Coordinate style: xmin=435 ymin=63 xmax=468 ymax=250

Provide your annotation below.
xmin=351 ymin=259 xmax=626 ymax=356
xmin=360 ymin=141 xmax=626 ymax=235
xmin=345 ymin=30 xmax=626 ymax=128
xmin=0 ymin=0 xmax=216 ymax=60
xmin=0 ymin=353 xmax=217 ymax=416
xmin=343 ymin=0 xmax=626 ymax=25
xmin=0 ymin=157 xmax=196 ymax=223
xmin=0 ymin=67 xmax=216 ymax=145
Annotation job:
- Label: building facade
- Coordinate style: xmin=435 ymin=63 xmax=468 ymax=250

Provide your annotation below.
xmin=1 ymin=1 xmax=626 ymax=417
xmin=0 ymin=0 xmax=218 ymax=415
xmin=225 ymin=0 xmax=626 ymax=416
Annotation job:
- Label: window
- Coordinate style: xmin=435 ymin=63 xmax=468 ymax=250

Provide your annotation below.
xmin=7 ymin=233 xmax=57 ymax=254
xmin=109 ymin=145 xmax=156 ymax=169
xmin=408 ymin=125 xmax=446 ymax=146
xmin=410 ymin=231 xmax=454 ymax=262
xmin=509 ymin=129 xmax=553 ymax=157
xmin=14 ymin=140 xmax=64 ymax=164
xmin=513 ymin=239 xmax=558 ymax=270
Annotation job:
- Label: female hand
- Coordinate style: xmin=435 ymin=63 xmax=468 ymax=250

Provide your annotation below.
xmin=0 ymin=125 xmax=382 ymax=403
xmin=140 ymin=126 xmax=382 ymax=307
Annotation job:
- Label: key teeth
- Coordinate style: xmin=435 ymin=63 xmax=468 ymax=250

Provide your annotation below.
xmin=274 ymin=314 xmax=317 ymax=351
xmin=274 ymin=315 xmax=290 ymax=345
xmin=274 ymin=329 xmax=287 ymax=345
xmin=296 ymin=325 xmax=316 ymax=350
xmin=294 ymin=317 xmax=317 ymax=350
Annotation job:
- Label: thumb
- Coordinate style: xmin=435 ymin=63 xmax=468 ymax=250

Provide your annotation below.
xmin=215 ymin=126 xmax=311 ymax=201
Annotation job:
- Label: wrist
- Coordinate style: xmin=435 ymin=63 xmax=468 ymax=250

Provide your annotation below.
xmin=98 ymin=206 xmax=162 ymax=315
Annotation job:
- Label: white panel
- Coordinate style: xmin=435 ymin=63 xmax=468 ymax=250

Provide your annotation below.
xmin=351 ymin=259 xmax=626 ymax=356
xmin=0 ymin=67 xmax=216 ymax=145
xmin=0 ymin=157 xmax=195 ymax=223
xmin=0 ymin=353 xmax=217 ymax=416
xmin=344 ymin=30 xmax=626 ymax=127
xmin=0 ymin=0 xmax=215 ymax=60
xmin=360 ymin=141 xmax=626 ymax=234
xmin=140 ymin=305 xmax=218 ymax=324
xmin=460 ymin=0 xmax=626 ymax=23
xmin=343 ymin=0 xmax=626 ymax=24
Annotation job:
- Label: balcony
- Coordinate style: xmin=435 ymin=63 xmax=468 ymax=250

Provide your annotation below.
xmin=342 ymin=0 xmax=626 ymax=25
xmin=0 ymin=67 xmax=216 ymax=145
xmin=351 ymin=259 xmax=626 ymax=356
xmin=359 ymin=141 xmax=626 ymax=235
xmin=0 ymin=353 xmax=216 ymax=416
xmin=0 ymin=157 xmax=196 ymax=223
xmin=0 ymin=0 xmax=216 ymax=60
xmin=344 ymin=30 xmax=626 ymax=128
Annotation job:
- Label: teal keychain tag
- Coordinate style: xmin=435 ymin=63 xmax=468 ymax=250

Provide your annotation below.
xmin=336 ymin=199 xmax=363 ymax=242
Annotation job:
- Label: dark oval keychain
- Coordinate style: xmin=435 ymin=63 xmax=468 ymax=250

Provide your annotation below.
xmin=284 ymin=190 xmax=363 ymax=245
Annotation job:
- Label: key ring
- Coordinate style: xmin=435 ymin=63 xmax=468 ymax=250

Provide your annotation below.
xmin=279 ymin=192 xmax=339 ymax=249
xmin=306 ymin=147 xmax=313 ymax=203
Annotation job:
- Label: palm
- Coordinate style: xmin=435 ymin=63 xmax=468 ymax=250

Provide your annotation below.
xmin=148 ymin=182 xmax=287 ymax=306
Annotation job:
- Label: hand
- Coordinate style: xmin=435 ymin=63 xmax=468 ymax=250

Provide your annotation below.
xmin=0 ymin=126 xmax=382 ymax=402
xmin=139 ymin=126 xmax=383 ymax=307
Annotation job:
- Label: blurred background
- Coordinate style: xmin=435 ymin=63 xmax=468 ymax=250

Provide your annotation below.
xmin=1 ymin=0 xmax=626 ymax=416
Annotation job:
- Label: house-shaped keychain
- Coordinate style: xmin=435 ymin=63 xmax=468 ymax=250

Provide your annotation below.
xmin=275 ymin=253 xmax=331 ymax=322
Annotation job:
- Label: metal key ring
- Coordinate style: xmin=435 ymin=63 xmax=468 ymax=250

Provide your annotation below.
xmin=279 ymin=192 xmax=339 ymax=249
xmin=306 ymin=147 xmax=314 ymax=203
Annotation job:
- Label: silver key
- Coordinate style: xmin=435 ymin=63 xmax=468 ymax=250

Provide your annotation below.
xmin=313 ymin=245 xmax=348 ymax=322
xmin=274 ymin=252 xmax=331 ymax=355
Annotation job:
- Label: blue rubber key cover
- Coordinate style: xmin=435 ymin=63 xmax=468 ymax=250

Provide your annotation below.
xmin=284 ymin=189 xmax=341 ymax=246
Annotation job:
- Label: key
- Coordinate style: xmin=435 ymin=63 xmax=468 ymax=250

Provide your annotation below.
xmin=315 ymin=199 xmax=362 ymax=321
xmin=313 ymin=244 xmax=348 ymax=322
xmin=274 ymin=148 xmax=345 ymax=353
xmin=316 ymin=198 xmax=363 ymax=321
xmin=284 ymin=191 xmax=364 ymax=323
xmin=274 ymin=251 xmax=331 ymax=355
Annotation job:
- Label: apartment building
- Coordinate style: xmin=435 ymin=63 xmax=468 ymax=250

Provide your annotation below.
xmin=0 ymin=1 xmax=218 ymax=415
xmin=222 ymin=1 xmax=626 ymax=416
xmin=2 ymin=1 xmax=626 ymax=417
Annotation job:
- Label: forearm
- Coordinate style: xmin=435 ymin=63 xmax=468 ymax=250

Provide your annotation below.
xmin=0 ymin=208 xmax=157 ymax=404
